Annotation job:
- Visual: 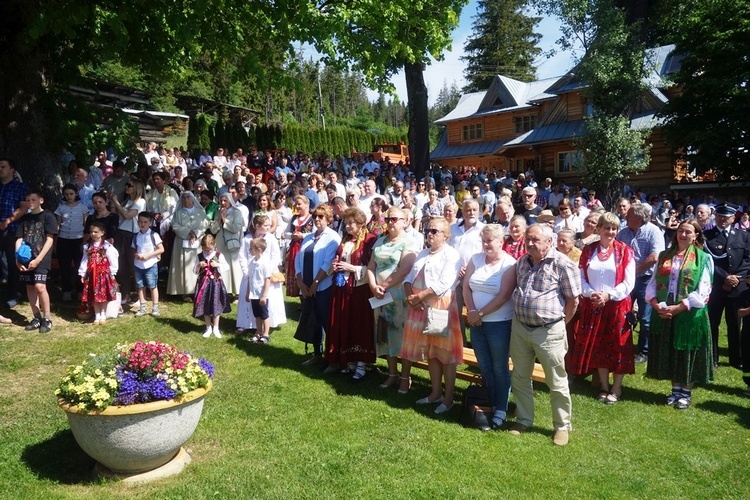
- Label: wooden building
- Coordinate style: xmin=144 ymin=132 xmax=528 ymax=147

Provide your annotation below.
xmin=431 ymin=45 xmax=683 ymax=191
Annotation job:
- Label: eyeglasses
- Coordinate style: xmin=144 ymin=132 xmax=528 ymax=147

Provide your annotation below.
xmin=125 ymin=183 xmax=133 ymax=187
xmin=347 ymin=194 xmax=356 ymax=198
xmin=523 ymin=194 xmax=534 ymax=198
xmin=385 ymin=217 xmax=403 ymax=223
xmin=425 ymin=228 xmax=441 ymax=235
xmin=313 ymin=214 xmax=325 ymax=220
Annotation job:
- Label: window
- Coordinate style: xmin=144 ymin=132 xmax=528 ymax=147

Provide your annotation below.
xmin=556 ymin=151 xmax=584 ymax=174
xmin=462 ymin=123 xmax=483 ymax=141
xmin=514 ymin=114 xmax=538 ymax=134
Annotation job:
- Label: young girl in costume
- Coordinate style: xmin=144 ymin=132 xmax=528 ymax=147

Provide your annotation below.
xmin=78 ymin=221 xmax=120 ymax=325
xmin=193 ymin=234 xmax=230 ymax=338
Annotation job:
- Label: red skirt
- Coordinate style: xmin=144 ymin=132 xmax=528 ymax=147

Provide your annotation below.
xmin=286 ymin=240 xmax=301 ymax=297
xmin=326 ymin=283 xmax=376 ymax=364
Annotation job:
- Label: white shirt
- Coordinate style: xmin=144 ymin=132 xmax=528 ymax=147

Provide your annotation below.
xmin=54 ymin=202 xmax=89 ymax=239
xmin=78 ymin=241 xmax=120 ymax=277
xmin=132 ymin=229 xmax=162 ymax=269
xmin=405 ymin=244 xmax=461 ymax=297
xmin=245 ymin=253 xmax=273 ymax=299
xmin=581 ymin=247 xmax=636 ymax=301
xmin=468 ymin=252 xmax=516 ymax=322
xmin=554 ymin=215 xmax=583 ymax=234
xmin=448 ymin=220 xmax=485 ymax=267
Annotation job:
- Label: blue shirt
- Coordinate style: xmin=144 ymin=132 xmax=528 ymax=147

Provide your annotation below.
xmin=0 ymin=179 xmax=28 ymax=233
xmin=616 ymin=222 xmax=665 ymax=277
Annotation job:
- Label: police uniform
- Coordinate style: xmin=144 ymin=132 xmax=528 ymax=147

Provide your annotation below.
xmin=704 ymin=203 xmax=750 ymax=368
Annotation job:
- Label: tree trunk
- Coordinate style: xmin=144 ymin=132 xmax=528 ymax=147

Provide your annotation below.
xmin=0 ymin=0 xmax=60 ymax=203
xmin=404 ymin=61 xmax=429 ymax=180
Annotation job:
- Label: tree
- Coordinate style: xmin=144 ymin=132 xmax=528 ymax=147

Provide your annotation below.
xmin=461 ymin=0 xmax=542 ymax=91
xmin=534 ymin=0 xmax=652 ymax=207
xmin=658 ymin=0 xmax=750 ymax=179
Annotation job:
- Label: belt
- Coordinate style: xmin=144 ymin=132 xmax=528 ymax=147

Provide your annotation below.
xmin=518 ymin=318 xmax=563 ymax=330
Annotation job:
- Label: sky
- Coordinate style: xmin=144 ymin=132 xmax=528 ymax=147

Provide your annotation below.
xmin=365 ymin=0 xmax=578 ymax=105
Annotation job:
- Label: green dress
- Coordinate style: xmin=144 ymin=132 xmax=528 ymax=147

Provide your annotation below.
xmin=372 ymin=233 xmax=421 ymax=357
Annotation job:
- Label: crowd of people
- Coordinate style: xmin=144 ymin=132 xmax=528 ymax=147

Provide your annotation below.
xmin=2 ymin=145 xmax=749 ymax=447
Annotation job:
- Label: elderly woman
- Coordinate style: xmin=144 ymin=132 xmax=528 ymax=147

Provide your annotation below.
xmin=575 ymin=210 xmax=603 ymax=249
xmin=367 ymin=207 xmax=420 ymax=390
xmin=295 ymin=204 xmax=342 ymax=366
xmin=326 ymin=208 xmax=378 ymax=378
xmin=646 ymin=219 xmax=713 ymax=410
xmin=167 ymin=191 xmax=208 ymax=301
xmin=421 ymin=189 xmax=443 ymax=233
xmin=367 ymin=198 xmax=389 ymax=237
xmin=110 ymin=177 xmax=146 ymax=305
xmin=210 ymin=192 xmax=245 ymax=295
xmin=283 ymin=195 xmax=314 ymax=297
xmin=556 ymin=229 xmax=581 ymax=263
xmin=401 ymin=217 xmax=463 ymax=414
xmin=345 ymin=188 xmax=360 ymax=208
xmin=237 ymin=214 xmax=287 ymax=340
xmin=462 ymin=224 xmax=517 ymax=428
xmin=443 ymin=201 xmax=458 ymax=226
xmin=502 ymin=215 xmax=527 ymax=260
xmin=568 ymin=212 xmax=636 ymax=404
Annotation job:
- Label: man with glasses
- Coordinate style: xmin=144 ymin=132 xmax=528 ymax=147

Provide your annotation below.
xmin=520 ymin=187 xmax=543 ymax=225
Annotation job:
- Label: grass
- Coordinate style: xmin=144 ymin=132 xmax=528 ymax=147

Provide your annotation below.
xmin=0 ymin=295 xmax=749 ymax=499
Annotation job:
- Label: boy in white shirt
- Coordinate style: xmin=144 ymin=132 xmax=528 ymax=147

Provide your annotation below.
xmin=132 ymin=212 xmax=164 ymax=317
xmin=245 ymin=238 xmax=273 ymax=344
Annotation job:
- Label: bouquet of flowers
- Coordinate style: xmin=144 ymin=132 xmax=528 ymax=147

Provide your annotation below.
xmin=56 ymin=341 xmax=215 ymax=412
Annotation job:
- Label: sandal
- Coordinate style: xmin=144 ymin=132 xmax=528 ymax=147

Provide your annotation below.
xmin=352 ymin=364 xmax=366 ymax=381
xmin=248 ymin=333 xmax=262 ymax=343
xmin=340 ymin=363 xmax=356 ymax=374
xmin=604 ymin=392 xmax=622 ymax=405
xmin=379 ymin=373 xmax=399 ymax=389
xmin=596 ymin=391 xmax=609 ymax=403
xmin=398 ymin=376 xmax=412 ymax=394
xmin=258 ymin=335 xmax=270 ymax=344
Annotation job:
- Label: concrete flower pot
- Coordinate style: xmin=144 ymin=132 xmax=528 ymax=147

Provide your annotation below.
xmin=58 ymin=382 xmax=211 ymax=476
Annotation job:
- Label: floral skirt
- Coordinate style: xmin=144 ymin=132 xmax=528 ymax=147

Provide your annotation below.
xmin=399 ymin=287 xmax=463 ymax=365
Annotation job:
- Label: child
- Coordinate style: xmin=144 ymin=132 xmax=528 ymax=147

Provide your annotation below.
xmin=132 ymin=212 xmax=164 ymax=317
xmin=78 ymin=221 xmax=119 ymax=324
xmin=15 ymin=190 xmax=58 ymax=333
xmin=193 ymin=234 xmax=230 ymax=338
xmin=54 ymin=183 xmax=89 ymax=301
xmin=244 ymin=238 xmax=273 ymax=344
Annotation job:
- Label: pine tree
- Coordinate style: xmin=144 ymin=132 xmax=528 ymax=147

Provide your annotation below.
xmin=462 ymin=0 xmax=542 ymax=91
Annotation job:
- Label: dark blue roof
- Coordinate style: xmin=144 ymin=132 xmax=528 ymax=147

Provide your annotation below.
xmin=430 ymin=131 xmax=507 ymax=160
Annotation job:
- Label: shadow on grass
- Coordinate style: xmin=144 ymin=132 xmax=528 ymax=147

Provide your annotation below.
xmin=696 ymin=399 xmax=750 ymax=428
xmin=21 ymin=429 xmax=97 ymax=484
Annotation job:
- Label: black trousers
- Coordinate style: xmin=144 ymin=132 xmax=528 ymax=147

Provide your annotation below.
xmin=1 ymin=228 xmax=20 ymax=303
xmin=708 ymin=291 xmax=741 ymax=367
xmin=56 ymin=237 xmax=83 ymax=294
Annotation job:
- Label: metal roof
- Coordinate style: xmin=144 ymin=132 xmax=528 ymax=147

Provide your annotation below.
xmin=430 ymin=131 xmax=507 ymax=160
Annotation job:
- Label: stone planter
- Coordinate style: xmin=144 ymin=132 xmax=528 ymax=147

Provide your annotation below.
xmin=57 ymin=382 xmax=211 ymax=478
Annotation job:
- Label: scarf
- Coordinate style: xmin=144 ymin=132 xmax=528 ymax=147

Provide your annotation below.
xmin=652 ymin=245 xmax=711 ymax=350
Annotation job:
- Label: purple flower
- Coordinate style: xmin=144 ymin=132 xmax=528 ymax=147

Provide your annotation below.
xmin=198 ymin=358 xmax=215 ymax=378
xmin=114 ymin=368 xmax=176 ymax=405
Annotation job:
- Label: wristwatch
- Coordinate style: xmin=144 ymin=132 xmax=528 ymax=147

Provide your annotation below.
xmin=314 ymin=278 xmax=320 ymax=284
xmin=478 ymin=310 xmax=484 ymax=318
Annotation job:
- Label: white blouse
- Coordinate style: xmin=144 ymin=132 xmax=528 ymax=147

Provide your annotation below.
xmin=645 ymin=255 xmax=713 ymax=310
xmin=405 ymin=244 xmax=461 ymax=297
xmin=581 ymin=247 xmax=635 ymax=301
xmin=468 ymin=252 xmax=515 ymax=322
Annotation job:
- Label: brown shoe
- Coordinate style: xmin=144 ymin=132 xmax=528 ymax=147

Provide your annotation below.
xmin=553 ymin=429 xmax=569 ymax=446
xmin=508 ymin=423 xmax=528 ymax=436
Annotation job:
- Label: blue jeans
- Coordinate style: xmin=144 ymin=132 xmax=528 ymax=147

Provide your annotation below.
xmin=471 ymin=320 xmax=512 ymax=412
xmin=632 ymin=275 xmax=652 ymax=355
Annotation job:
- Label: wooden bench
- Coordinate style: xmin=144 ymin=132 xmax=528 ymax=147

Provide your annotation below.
xmin=406 ymin=347 xmax=547 ymax=385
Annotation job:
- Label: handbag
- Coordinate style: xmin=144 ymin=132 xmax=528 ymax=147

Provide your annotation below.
xmin=270 ymin=271 xmax=286 ymax=284
xmin=459 ymin=384 xmax=492 ymax=431
xmin=294 ymin=298 xmax=319 ymax=345
xmin=223 ymin=231 xmax=241 ymax=252
xmin=423 ymin=306 xmax=450 ymax=337
xmin=376 ymin=314 xmax=388 ymax=344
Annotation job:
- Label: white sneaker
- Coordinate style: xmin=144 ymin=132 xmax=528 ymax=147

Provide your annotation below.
xmin=135 ymin=307 xmax=148 ymax=317
xmin=202 ymin=327 xmax=212 ymax=338
xmin=213 ymin=327 xmax=222 ymax=339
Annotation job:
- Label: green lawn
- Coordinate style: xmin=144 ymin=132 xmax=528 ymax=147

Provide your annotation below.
xmin=0 ymin=297 xmax=749 ymax=499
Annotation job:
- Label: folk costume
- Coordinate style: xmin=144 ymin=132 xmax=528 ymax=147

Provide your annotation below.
xmin=568 ymin=240 xmax=635 ymax=375
xmin=78 ymin=240 xmax=120 ymax=304
xmin=193 ymin=250 xmax=231 ymax=318
xmin=646 ymin=245 xmax=714 ymax=384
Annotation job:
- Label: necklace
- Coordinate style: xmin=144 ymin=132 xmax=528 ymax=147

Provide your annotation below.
xmin=597 ymin=244 xmax=613 ymax=261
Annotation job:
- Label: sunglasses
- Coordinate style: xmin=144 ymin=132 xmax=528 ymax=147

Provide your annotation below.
xmin=425 ymin=228 xmax=442 ymax=235
xmin=385 ymin=217 xmax=403 ymax=223
xmin=313 ymin=214 xmax=325 ymax=220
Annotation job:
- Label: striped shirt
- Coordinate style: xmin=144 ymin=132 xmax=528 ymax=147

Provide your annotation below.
xmin=513 ymin=248 xmax=581 ymax=327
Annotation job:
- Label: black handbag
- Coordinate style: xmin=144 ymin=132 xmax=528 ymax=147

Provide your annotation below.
xmin=294 ymin=299 xmax=319 ymax=345
xmin=460 ymin=384 xmax=493 ymax=431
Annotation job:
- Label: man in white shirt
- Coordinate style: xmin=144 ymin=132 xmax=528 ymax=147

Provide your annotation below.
xmin=143 ymin=142 xmax=160 ymax=168
xmin=448 ymin=198 xmax=485 ymax=346
xmin=358 ymin=179 xmax=383 ymax=219
xmin=213 ymin=148 xmax=228 ymax=169
xmin=327 ymin=172 xmax=347 ymax=199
